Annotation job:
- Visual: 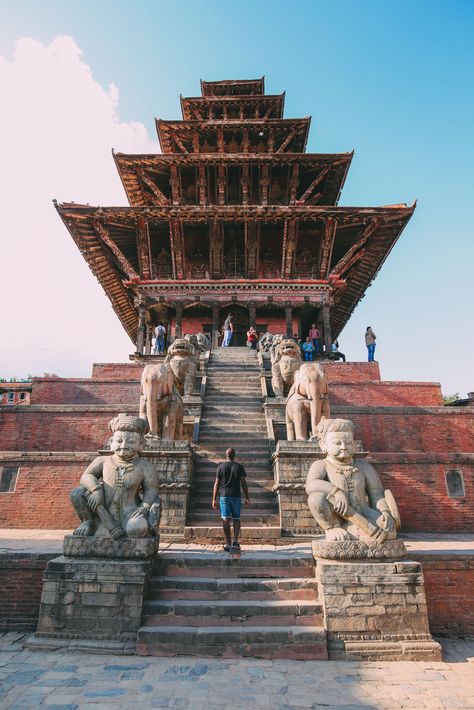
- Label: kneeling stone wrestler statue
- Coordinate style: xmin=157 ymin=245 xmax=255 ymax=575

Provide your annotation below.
xmin=71 ymin=414 xmax=161 ymax=540
xmin=306 ymin=418 xmax=400 ymax=543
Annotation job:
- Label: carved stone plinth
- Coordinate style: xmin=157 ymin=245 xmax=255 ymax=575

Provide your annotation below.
xmin=143 ymin=439 xmax=194 ymax=538
xmin=314 ymin=553 xmax=442 ymax=661
xmin=28 ymin=555 xmax=153 ymax=654
xmin=63 ymin=535 xmax=159 ymax=560
xmin=272 ymin=440 xmax=325 ymax=536
xmin=312 ymin=538 xmax=407 ymax=561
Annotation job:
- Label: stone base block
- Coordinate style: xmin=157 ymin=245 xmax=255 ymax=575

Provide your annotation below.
xmin=30 ymin=555 xmax=152 ymax=653
xmin=63 ymin=535 xmax=159 ymax=559
xmin=312 ymin=537 xmax=407 ymax=560
xmin=315 ymin=556 xmax=442 ymax=661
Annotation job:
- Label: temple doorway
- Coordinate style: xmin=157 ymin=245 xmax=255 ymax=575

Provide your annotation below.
xmin=219 ymin=304 xmax=249 ymax=346
xmin=299 ymin=305 xmax=320 ymax=341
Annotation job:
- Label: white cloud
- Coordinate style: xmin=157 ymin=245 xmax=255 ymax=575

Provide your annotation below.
xmin=0 ymin=36 xmax=159 ymax=378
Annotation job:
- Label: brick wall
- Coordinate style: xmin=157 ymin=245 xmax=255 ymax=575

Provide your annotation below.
xmin=91 ymin=363 xmax=143 ymax=379
xmin=372 ymin=456 xmax=474 ymax=533
xmin=0 ymin=556 xmax=53 ymax=631
xmin=413 ymin=554 xmax=474 ymax=637
xmin=324 ymin=362 xmax=381 ymax=382
xmin=0 ymin=455 xmax=90 ymax=528
xmin=334 ymin=407 xmax=474 ymax=453
xmin=330 ymin=381 xmax=442 ymax=407
xmin=32 ymin=379 xmax=140 ymax=405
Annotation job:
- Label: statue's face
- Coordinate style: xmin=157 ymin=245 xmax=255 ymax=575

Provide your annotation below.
xmin=111 ymin=430 xmax=141 ymax=460
xmin=324 ymin=431 xmax=354 ymax=463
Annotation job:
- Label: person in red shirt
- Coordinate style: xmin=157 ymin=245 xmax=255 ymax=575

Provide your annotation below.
xmin=246 ymin=326 xmax=259 ymax=349
xmin=308 ymin=323 xmax=320 ymax=354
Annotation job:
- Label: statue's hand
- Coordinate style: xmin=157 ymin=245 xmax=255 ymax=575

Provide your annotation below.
xmin=377 ymin=511 xmax=395 ymax=533
xmin=332 ymin=489 xmax=349 ymax=516
xmin=87 ymin=488 xmax=104 ymax=512
xmin=130 ymin=506 xmax=149 ymax=520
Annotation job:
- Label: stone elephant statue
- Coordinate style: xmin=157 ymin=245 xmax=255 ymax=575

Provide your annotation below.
xmin=285 ymin=362 xmax=330 ymax=440
xmin=165 ymin=338 xmax=198 ymax=396
xmin=271 ymin=337 xmax=302 ymax=398
xmin=139 ymin=363 xmax=183 ymax=439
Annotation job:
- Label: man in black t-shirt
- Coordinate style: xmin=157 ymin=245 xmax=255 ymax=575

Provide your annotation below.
xmin=212 ymin=448 xmax=250 ymax=552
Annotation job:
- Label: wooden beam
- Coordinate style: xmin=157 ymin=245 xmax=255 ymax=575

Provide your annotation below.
xmin=137 ymin=168 xmax=169 ymax=206
xmin=241 ymin=163 xmax=250 ymax=205
xmin=329 ymin=220 xmax=378 ymax=277
xmin=268 ymin=128 xmax=275 ymax=153
xmin=298 ymin=165 xmax=330 ymax=203
xmin=192 ymin=132 xmax=200 ymax=153
xmin=92 ymin=221 xmax=139 ymax=280
xmin=260 ymin=164 xmax=270 ymax=206
xmin=276 ymin=127 xmax=298 ymax=154
xmin=289 ymin=163 xmax=299 ymax=204
xmin=136 ymin=216 xmax=152 ymax=279
xmin=217 ymin=165 xmax=226 ymax=205
xmin=217 ymin=128 xmax=225 ymax=153
xmin=169 ymin=219 xmax=185 ymax=279
xmin=319 ymin=217 xmax=337 ymax=278
xmin=245 ymin=220 xmax=258 ymax=278
xmin=173 ymin=135 xmax=189 ymax=154
xmin=169 ymin=165 xmax=181 ymax=205
xmin=197 ymin=165 xmax=207 ymax=205
xmin=281 ymin=219 xmax=298 ymax=278
xmin=209 ymin=221 xmax=223 ymax=278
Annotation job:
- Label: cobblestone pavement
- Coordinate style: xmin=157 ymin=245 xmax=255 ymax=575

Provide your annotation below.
xmin=0 ymin=633 xmax=473 ymax=709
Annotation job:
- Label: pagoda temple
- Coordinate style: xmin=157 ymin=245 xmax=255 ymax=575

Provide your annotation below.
xmin=56 ymin=77 xmax=414 ymax=349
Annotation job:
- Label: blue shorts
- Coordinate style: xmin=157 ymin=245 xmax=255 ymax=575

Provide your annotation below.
xmin=219 ymin=496 xmax=241 ymax=520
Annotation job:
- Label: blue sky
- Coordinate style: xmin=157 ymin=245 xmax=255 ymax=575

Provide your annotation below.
xmin=1 ymin=0 xmax=473 ymax=394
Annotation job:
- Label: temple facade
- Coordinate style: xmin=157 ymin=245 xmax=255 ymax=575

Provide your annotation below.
xmin=57 ymin=77 xmax=414 ymax=350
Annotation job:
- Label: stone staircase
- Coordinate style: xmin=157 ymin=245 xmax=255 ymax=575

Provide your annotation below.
xmin=186 ymin=347 xmax=280 ymax=542
xmin=137 ymin=547 xmax=327 ymax=659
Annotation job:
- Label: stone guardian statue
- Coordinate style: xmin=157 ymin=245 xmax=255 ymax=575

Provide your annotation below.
xmin=306 ymin=418 xmax=400 ymax=544
xmin=70 ymin=414 xmax=161 ymax=540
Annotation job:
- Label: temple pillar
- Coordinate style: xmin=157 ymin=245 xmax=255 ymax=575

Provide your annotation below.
xmin=175 ymin=304 xmax=183 ymax=339
xmin=136 ymin=304 xmax=146 ymax=354
xmin=285 ymin=305 xmax=293 ymax=338
xmin=144 ymin=324 xmax=153 ymax=355
xmin=249 ymin=303 xmax=256 ymax=330
xmin=322 ymin=303 xmax=332 ymax=354
xmin=211 ymin=304 xmax=219 ymax=348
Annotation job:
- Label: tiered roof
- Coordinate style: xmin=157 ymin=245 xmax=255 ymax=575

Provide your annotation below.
xmin=56 ymin=77 xmax=414 ymax=342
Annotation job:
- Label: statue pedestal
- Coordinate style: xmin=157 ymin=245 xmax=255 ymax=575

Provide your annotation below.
xmin=313 ymin=540 xmax=442 ymax=661
xmin=272 ymin=440 xmax=325 ymax=536
xmin=143 ymin=439 xmax=194 ymax=539
xmin=28 ymin=537 xmax=158 ymax=654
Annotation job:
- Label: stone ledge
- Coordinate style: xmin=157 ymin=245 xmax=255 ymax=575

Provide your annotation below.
xmin=63 ymin=535 xmax=159 ymax=560
xmin=312 ymin=538 xmax=407 ymax=561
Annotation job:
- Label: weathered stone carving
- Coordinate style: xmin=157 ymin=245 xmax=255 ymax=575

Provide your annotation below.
xmin=140 ymin=363 xmax=184 ymax=438
xmin=286 ymin=363 xmax=330 ymax=440
xmin=270 ymin=337 xmax=302 ymax=397
xmin=195 ymin=332 xmax=211 ymax=352
xmin=257 ymin=331 xmax=274 ymax=353
xmin=306 ymin=418 xmax=401 ymax=548
xmin=70 ymin=414 xmax=161 ymax=541
xmin=165 ymin=337 xmax=198 ymax=395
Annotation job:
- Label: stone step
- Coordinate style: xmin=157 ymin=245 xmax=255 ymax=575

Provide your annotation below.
xmin=154 ymin=551 xmax=314 ymax=578
xmin=137 ymin=625 xmax=327 ymax=659
xmin=142 ymin=599 xmax=323 ymax=627
xmin=182 ymin=526 xmax=283 ymax=543
xmin=148 ymin=576 xmax=319 ymax=601
xmin=187 ymin=512 xmax=280 ymax=526
xmin=191 ymin=490 xmax=275 ymax=502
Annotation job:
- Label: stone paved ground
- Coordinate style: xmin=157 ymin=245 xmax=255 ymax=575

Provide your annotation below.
xmin=0 ymin=633 xmax=473 ymax=710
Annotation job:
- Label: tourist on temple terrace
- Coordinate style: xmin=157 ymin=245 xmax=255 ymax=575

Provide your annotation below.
xmin=302 ymin=337 xmax=315 ymax=361
xmin=331 ymin=339 xmax=346 ymax=362
xmin=246 ymin=326 xmax=259 ymax=349
xmin=308 ymin=323 xmax=320 ymax=353
xmin=221 ymin=313 xmax=233 ymax=347
xmin=212 ymin=447 xmax=250 ymax=552
xmin=153 ymin=323 xmax=166 ymax=354
xmin=365 ymin=326 xmax=377 ymax=361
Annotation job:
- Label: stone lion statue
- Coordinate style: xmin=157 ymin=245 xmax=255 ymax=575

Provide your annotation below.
xmin=164 ymin=338 xmax=198 ymax=396
xmin=271 ymin=337 xmax=303 ymax=398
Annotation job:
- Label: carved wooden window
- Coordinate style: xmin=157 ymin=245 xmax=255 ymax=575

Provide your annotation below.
xmin=153 ymin=249 xmax=173 ymax=278
xmin=445 ymin=469 xmax=465 ymax=498
xmin=262 ymin=250 xmax=279 ymax=278
xmin=295 ymin=249 xmax=317 ymax=278
xmin=224 ymin=245 xmax=245 ymax=277
xmin=189 ymin=250 xmax=208 ymax=279
xmin=0 ymin=466 xmax=19 ymax=493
